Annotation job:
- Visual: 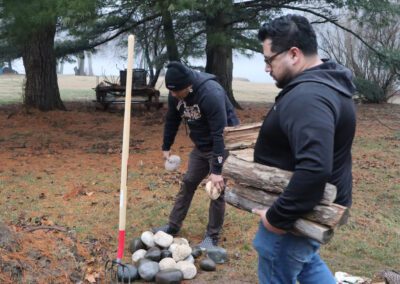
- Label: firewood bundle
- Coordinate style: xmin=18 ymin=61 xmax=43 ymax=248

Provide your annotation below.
xmin=223 ymin=124 xmax=349 ymax=244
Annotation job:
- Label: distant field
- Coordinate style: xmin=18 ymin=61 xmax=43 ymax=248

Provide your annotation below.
xmin=0 ymin=74 xmax=279 ymax=105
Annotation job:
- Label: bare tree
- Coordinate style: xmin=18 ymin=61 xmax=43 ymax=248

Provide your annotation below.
xmin=318 ymin=11 xmax=399 ymax=103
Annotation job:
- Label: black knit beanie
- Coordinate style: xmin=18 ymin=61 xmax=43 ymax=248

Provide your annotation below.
xmin=165 ymin=61 xmax=193 ymax=91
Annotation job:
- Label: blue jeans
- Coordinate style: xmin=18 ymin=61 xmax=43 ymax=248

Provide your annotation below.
xmin=253 ymin=222 xmax=336 ymax=284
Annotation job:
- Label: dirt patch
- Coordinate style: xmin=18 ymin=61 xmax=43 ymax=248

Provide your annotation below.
xmin=0 ymin=222 xmax=88 ymax=283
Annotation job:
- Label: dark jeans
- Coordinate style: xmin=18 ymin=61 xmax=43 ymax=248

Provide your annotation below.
xmin=168 ymin=147 xmax=227 ymax=241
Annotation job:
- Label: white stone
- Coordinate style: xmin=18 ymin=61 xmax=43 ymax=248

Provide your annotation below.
xmin=165 ymin=155 xmax=181 ymax=171
xmin=205 ymin=181 xmax=220 ymax=200
xmin=184 ymin=254 xmax=195 ymax=264
xmin=172 ymin=244 xmax=192 ymax=262
xmin=176 ymin=261 xmax=197 ymax=280
xmin=159 ymin=257 xmax=177 ymax=271
xmin=173 ymin=237 xmax=189 ymax=246
xmin=168 ymin=243 xmax=178 ymax=253
xmin=132 ymin=249 xmax=147 ymax=263
xmin=154 ymin=231 xmax=174 ymax=248
xmin=141 ymin=231 xmax=155 ymax=248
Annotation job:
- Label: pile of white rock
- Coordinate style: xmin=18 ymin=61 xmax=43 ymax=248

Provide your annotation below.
xmin=117 ymin=230 xmax=224 ymax=283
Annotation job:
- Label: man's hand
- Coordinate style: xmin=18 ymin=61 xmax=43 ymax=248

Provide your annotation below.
xmin=162 ymin=150 xmax=170 ymax=160
xmin=252 ymin=208 xmax=286 ymax=235
xmin=208 ymin=173 xmax=225 ymax=193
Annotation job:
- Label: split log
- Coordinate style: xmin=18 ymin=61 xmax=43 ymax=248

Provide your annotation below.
xmin=229 ymin=185 xmax=349 ymax=228
xmin=224 ymin=122 xmax=261 ymax=150
xmin=223 ymin=153 xmax=337 ymax=205
xmin=225 ymin=189 xmax=334 ymax=244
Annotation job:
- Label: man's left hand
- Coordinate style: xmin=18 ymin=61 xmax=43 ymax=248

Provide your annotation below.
xmin=208 ymin=173 xmax=225 ymax=193
xmin=252 ymin=208 xmax=286 ymax=235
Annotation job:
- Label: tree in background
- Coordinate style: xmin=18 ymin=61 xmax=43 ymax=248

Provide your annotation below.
xmin=0 ymin=0 xmax=101 ymax=110
xmin=0 ymin=0 xmax=156 ymax=110
xmin=318 ymin=6 xmax=399 ymax=103
xmin=0 ymin=0 xmax=399 ymax=110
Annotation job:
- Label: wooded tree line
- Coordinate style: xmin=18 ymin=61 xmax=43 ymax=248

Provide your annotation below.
xmin=0 ymin=0 xmax=399 ymax=111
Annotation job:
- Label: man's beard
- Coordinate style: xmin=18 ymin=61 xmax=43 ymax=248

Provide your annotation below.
xmin=274 ymin=71 xmax=294 ymax=89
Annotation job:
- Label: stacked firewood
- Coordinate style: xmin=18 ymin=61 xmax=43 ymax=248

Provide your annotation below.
xmin=222 ymin=124 xmax=349 ymax=244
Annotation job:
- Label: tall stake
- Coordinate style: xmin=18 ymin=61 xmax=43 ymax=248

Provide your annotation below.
xmin=117 ymin=34 xmax=135 ymax=263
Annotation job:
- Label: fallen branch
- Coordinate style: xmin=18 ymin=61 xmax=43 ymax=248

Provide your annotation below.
xmin=25 ymin=225 xmax=68 ymax=233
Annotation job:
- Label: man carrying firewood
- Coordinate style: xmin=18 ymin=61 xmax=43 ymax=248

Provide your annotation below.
xmin=153 ymin=61 xmax=239 ymax=249
xmin=252 ymin=15 xmax=356 ymax=283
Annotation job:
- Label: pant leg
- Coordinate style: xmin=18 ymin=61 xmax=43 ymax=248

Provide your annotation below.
xmin=205 ymin=150 xmax=229 ymax=241
xmin=297 ymin=251 xmax=336 ymax=284
xmin=169 ymin=148 xmax=210 ymax=229
xmin=253 ymin=222 xmax=289 ymax=284
xmin=253 ymin=222 xmax=334 ymax=284
xmin=206 ymin=190 xmax=225 ymax=241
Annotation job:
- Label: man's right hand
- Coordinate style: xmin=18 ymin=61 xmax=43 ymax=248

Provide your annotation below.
xmin=163 ymin=150 xmax=170 ymax=160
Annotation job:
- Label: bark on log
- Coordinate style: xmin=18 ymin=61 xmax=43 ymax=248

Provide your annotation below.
xmin=224 ymin=122 xmax=261 ymax=150
xmin=225 ymin=189 xmax=334 ymax=244
xmin=229 ymin=185 xmax=349 ymax=228
xmin=223 ymin=152 xmax=337 ymax=205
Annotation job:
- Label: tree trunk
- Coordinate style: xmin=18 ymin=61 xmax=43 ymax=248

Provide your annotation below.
xmin=149 ymin=68 xmax=162 ymax=87
xmin=223 ymin=153 xmax=337 ymax=205
xmin=205 ymin=3 xmax=241 ymax=109
xmin=87 ymin=51 xmax=93 ymax=76
xmin=22 ymin=23 xmax=65 ymax=111
xmin=160 ymin=2 xmax=179 ymax=62
xmin=77 ymin=52 xmax=85 ymax=75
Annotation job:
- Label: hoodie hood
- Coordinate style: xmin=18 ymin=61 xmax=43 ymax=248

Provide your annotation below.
xmin=281 ymin=59 xmax=356 ymax=98
xmin=190 ymin=71 xmax=218 ymax=92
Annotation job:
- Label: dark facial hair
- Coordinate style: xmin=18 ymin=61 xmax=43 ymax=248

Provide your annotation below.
xmin=275 ymin=70 xmax=294 ymax=89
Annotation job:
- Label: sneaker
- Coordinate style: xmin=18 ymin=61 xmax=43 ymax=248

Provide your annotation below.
xmin=152 ymin=224 xmax=179 ymax=236
xmin=197 ymin=235 xmax=218 ymax=251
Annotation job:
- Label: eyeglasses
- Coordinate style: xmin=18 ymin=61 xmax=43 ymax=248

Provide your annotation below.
xmin=264 ymin=49 xmax=288 ymax=67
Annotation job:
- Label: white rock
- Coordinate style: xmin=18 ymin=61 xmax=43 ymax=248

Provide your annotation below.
xmin=205 ymin=181 xmax=220 ymax=200
xmin=165 ymin=155 xmax=181 ymax=171
xmin=176 ymin=261 xmax=197 ymax=280
xmin=172 ymin=244 xmax=192 ymax=262
xmin=168 ymin=243 xmax=178 ymax=253
xmin=154 ymin=231 xmax=174 ymax=248
xmin=132 ymin=249 xmax=147 ymax=263
xmin=141 ymin=231 xmax=155 ymax=248
xmin=173 ymin=237 xmax=189 ymax=246
xmin=159 ymin=257 xmax=177 ymax=271
xmin=184 ymin=254 xmax=195 ymax=264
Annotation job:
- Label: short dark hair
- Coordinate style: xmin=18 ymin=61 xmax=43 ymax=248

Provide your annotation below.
xmin=258 ymin=14 xmax=318 ymax=55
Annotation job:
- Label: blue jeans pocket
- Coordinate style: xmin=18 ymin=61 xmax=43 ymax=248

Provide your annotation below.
xmin=285 ymin=235 xmax=320 ymax=263
xmin=253 ymin=222 xmax=283 ymax=260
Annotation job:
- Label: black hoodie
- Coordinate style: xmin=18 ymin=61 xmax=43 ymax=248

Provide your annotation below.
xmin=254 ymin=60 xmax=356 ymax=230
xmin=163 ymin=71 xmax=240 ymax=174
